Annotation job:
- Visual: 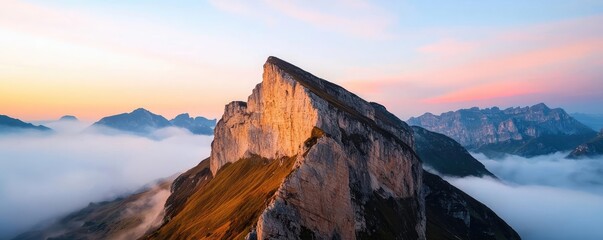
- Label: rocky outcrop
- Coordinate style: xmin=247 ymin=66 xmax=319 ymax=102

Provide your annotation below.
xmin=413 ymin=126 xmax=496 ymax=178
xmin=423 ymin=171 xmax=520 ymax=240
xmin=567 ymin=129 xmax=603 ymax=158
xmin=207 ymin=56 xmax=424 ymax=239
xmin=408 ymin=104 xmax=596 ymax=157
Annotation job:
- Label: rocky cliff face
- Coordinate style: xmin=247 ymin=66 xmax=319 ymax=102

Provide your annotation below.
xmin=202 ymin=56 xmax=424 ymax=239
xmin=408 ymin=104 xmax=596 ymax=157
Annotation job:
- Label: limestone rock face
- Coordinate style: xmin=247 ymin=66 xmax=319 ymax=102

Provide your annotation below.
xmin=210 ymin=56 xmax=424 ymax=239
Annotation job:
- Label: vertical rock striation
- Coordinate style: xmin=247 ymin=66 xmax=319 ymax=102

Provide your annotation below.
xmin=210 ymin=56 xmax=424 ymax=239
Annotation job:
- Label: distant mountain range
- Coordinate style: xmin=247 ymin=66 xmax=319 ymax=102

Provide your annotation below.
xmin=0 ymin=115 xmax=51 ymax=132
xmin=170 ymin=113 xmax=216 ymax=135
xmin=1 ymin=109 xmax=216 ymax=136
xmin=408 ymin=103 xmax=598 ymax=158
xmin=92 ymin=108 xmax=216 ymax=135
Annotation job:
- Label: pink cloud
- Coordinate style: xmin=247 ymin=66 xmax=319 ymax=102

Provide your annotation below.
xmin=0 ymin=1 xmax=254 ymax=69
xmin=344 ymin=14 xmax=603 ymax=113
xmin=428 ymin=37 xmax=603 ymax=88
xmin=423 ymin=81 xmax=543 ymax=104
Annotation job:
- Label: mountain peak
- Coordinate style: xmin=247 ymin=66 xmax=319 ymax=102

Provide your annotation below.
xmin=265 ymin=56 xmax=288 ymax=68
xmin=197 ymin=57 xmax=424 ymax=239
xmin=59 ymin=115 xmax=78 ymax=121
xmin=264 ymin=56 xmax=323 ymax=89
xmin=132 ymin=108 xmax=151 ymax=114
xmin=530 ymin=102 xmax=550 ymax=110
xmin=263 ymin=56 xmax=413 ymax=147
xmin=0 ymin=115 xmax=51 ymax=132
xmin=169 ymin=113 xmax=215 ymax=135
xmin=174 ymin=113 xmax=190 ymax=119
xmin=93 ymin=108 xmax=170 ymax=134
xmin=146 ymin=57 xmax=521 ymax=239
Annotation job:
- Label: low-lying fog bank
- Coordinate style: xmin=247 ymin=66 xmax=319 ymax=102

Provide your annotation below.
xmin=448 ymin=152 xmax=603 ymax=240
xmin=0 ymin=120 xmax=212 ymax=239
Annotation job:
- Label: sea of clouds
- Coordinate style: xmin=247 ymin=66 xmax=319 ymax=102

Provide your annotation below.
xmin=446 ymin=152 xmax=603 ymax=240
xmin=3 ymin=120 xmax=603 ymax=240
xmin=0 ymin=120 xmax=213 ymax=239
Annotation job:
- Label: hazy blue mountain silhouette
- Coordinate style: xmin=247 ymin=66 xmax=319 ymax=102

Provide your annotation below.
xmin=0 ymin=115 xmax=51 ymax=132
xmin=93 ymin=108 xmax=171 ymax=134
xmin=170 ymin=113 xmax=216 ymax=135
xmin=571 ymin=113 xmax=603 ymax=132
xmin=59 ymin=115 xmax=78 ymax=121
xmin=93 ymin=109 xmax=215 ymax=135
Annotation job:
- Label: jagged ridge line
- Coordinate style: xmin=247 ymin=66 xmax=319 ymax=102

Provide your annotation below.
xmin=266 ymin=56 xmax=420 ymax=160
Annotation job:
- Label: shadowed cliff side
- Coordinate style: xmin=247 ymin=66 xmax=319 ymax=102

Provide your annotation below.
xmin=424 ymin=171 xmax=520 ymax=240
xmin=413 ymin=126 xmax=496 ymax=178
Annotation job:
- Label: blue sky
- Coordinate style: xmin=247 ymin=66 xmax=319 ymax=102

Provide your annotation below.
xmin=1 ymin=0 xmax=602 ymax=120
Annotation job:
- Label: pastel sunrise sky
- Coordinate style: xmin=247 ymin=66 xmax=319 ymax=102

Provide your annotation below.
xmin=1 ymin=0 xmax=602 ymax=121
